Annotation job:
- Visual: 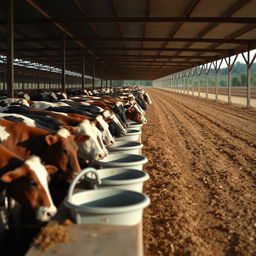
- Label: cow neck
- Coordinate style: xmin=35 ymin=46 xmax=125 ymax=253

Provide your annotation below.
xmin=0 ymin=145 xmax=24 ymax=177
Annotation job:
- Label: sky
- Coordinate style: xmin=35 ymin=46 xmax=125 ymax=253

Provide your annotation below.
xmin=218 ymin=49 xmax=256 ymax=68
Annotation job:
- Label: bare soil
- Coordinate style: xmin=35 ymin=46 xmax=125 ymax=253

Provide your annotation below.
xmin=142 ymin=88 xmax=256 ymax=256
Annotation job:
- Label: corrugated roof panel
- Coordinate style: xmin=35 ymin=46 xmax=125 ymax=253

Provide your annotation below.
xmin=232 ymin=1 xmax=256 ymax=17
xmin=159 ymin=52 xmax=177 ymax=56
xmin=174 ymin=23 xmax=211 ymax=38
xmin=93 ymin=24 xmax=120 ymax=37
xmin=215 ymin=43 xmax=245 ymax=49
xmin=145 ymin=23 xmax=175 ymax=37
xmin=150 ymin=0 xmax=191 ymax=17
xmin=200 ymin=52 xmax=220 ymax=56
xmin=115 ymin=0 xmax=147 ymax=17
xmin=124 ymin=41 xmax=143 ymax=48
xmin=166 ymin=42 xmax=188 ymax=48
xmin=236 ymin=27 xmax=256 ymax=39
xmin=80 ymin=0 xmax=114 ymax=17
xmin=120 ymin=23 xmax=144 ymax=37
xmin=203 ymin=23 xmax=247 ymax=38
xmin=190 ymin=0 xmax=235 ymax=17
xmin=141 ymin=51 xmax=159 ymax=55
xmin=142 ymin=42 xmax=164 ymax=48
xmin=179 ymin=52 xmax=199 ymax=56
xmin=33 ymin=0 xmax=82 ymax=18
xmin=189 ymin=43 xmax=214 ymax=48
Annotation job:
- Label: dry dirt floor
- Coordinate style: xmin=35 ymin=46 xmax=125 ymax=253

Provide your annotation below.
xmin=142 ymin=88 xmax=256 ymax=256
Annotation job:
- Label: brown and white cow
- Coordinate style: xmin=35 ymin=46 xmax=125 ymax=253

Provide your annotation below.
xmin=0 ymin=119 xmax=88 ymax=182
xmin=0 ymin=144 xmax=57 ymax=222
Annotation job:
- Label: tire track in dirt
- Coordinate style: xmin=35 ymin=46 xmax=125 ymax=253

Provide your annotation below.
xmin=156 ymin=90 xmax=256 ymax=171
xmin=159 ymin=88 xmax=256 ymax=124
xmin=150 ymin=91 xmax=252 ymax=253
xmin=142 ymin=88 xmax=256 ymax=256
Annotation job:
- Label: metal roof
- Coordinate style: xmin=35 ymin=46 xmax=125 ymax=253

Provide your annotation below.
xmin=0 ymin=0 xmax=256 ymax=80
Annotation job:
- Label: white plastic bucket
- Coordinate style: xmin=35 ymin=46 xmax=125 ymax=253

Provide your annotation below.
xmin=94 ymin=153 xmax=148 ymax=170
xmin=127 ymin=122 xmax=143 ymax=131
xmin=115 ymin=129 xmax=141 ymax=142
xmin=64 ymin=168 xmax=150 ymax=225
xmin=85 ymin=168 xmax=149 ymax=192
xmin=107 ymin=141 xmax=143 ymax=155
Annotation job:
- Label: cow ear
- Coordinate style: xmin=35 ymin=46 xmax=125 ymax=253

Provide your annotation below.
xmin=60 ymin=126 xmax=79 ymax=134
xmin=1 ymin=167 xmax=25 ymax=183
xmin=74 ymin=134 xmax=90 ymax=143
xmin=104 ymin=117 xmax=112 ymax=123
xmin=45 ymin=134 xmax=58 ymax=146
xmin=126 ymin=108 xmax=133 ymax=113
xmin=45 ymin=165 xmax=58 ymax=175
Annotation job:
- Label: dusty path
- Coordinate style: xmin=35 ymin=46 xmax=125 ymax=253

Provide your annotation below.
xmin=142 ymin=88 xmax=256 ymax=256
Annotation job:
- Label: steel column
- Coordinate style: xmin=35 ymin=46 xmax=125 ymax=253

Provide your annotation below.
xmin=49 ymin=70 xmax=51 ymax=89
xmin=21 ymin=65 xmax=24 ymax=90
xmin=92 ymin=61 xmax=95 ymax=90
xmin=205 ymin=63 xmax=212 ymax=100
xmin=37 ymin=67 xmax=39 ymax=90
xmin=3 ymin=62 xmax=6 ymax=90
xmin=247 ymin=62 xmax=251 ymax=108
xmin=82 ymin=50 xmax=85 ymax=91
xmin=7 ymin=0 xmax=14 ymax=97
xmin=242 ymin=50 xmax=256 ymax=108
xmin=101 ymin=68 xmax=103 ymax=89
xmin=227 ymin=57 xmax=231 ymax=104
xmin=61 ymin=34 xmax=66 ymax=92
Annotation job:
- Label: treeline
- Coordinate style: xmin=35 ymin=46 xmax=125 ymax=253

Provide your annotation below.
xmin=194 ymin=62 xmax=256 ymax=87
xmin=122 ymin=80 xmax=153 ymax=86
xmin=121 ymin=62 xmax=256 ymax=87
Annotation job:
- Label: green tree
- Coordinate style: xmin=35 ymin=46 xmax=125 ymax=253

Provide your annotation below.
xmin=232 ymin=76 xmax=241 ymax=87
xmin=240 ymin=73 xmax=247 ymax=86
xmin=220 ymin=80 xmax=227 ymax=86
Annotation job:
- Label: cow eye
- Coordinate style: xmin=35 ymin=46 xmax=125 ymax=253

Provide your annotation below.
xmin=61 ymin=148 xmax=67 ymax=154
xmin=29 ymin=180 xmax=37 ymax=188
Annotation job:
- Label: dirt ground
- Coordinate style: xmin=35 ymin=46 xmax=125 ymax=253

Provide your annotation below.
xmin=142 ymin=88 xmax=256 ymax=256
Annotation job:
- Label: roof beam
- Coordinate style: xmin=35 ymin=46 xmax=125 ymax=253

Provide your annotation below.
xmin=141 ymin=0 xmax=151 ymax=55
xmin=1 ymin=17 xmax=256 ymax=24
xmin=25 ymin=0 xmax=118 ymax=78
xmin=181 ymin=0 xmax=254 ymax=58
xmin=0 ymin=37 xmax=250 ymax=44
xmin=111 ymin=0 xmax=127 ymax=54
xmin=11 ymin=54 xmax=217 ymax=59
xmin=0 ymin=47 xmax=232 ymax=53
xmin=149 ymin=0 xmax=202 ymax=70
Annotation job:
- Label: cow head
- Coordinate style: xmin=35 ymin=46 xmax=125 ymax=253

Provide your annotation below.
xmin=75 ymin=119 xmax=108 ymax=161
xmin=95 ymin=115 xmax=115 ymax=146
xmin=43 ymin=128 xmax=85 ymax=182
xmin=1 ymin=156 xmax=57 ymax=222
xmin=125 ymin=104 xmax=147 ymax=124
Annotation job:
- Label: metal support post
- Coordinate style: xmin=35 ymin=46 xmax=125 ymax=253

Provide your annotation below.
xmin=7 ymin=0 xmax=14 ymax=97
xmin=61 ymin=34 xmax=66 ymax=92
xmin=82 ymin=50 xmax=85 ymax=91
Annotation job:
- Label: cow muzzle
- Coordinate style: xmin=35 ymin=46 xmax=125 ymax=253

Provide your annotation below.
xmin=37 ymin=206 xmax=57 ymax=222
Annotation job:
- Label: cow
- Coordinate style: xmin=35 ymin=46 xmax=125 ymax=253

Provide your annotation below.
xmin=0 ymin=144 xmax=57 ymax=222
xmin=143 ymin=92 xmax=152 ymax=105
xmin=1 ymin=106 xmax=109 ymax=161
xmin=125 ymin=104 xmax=147 ymax=124
xmin=0 ymin=119 xmax=87 ymax=182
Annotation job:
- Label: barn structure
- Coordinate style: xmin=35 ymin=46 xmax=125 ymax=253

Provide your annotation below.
xmin=0 ymin=0 xmax=256 ymax=256
xmin=0 ymin=0 xmax=256 ymax=103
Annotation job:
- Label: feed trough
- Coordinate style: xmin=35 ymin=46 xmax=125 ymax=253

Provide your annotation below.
xmin=115 ymin=129 xmax=141 ymax=142
xmin=85 ymin=168 xmax=149 ymax=192
xmin=94 ymin=153 xmax=148 ymax=170
xmin=107 ymin=141 xmax=143 ymax=155
xmin=64 ymin=168 xmax=150 ymax=225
